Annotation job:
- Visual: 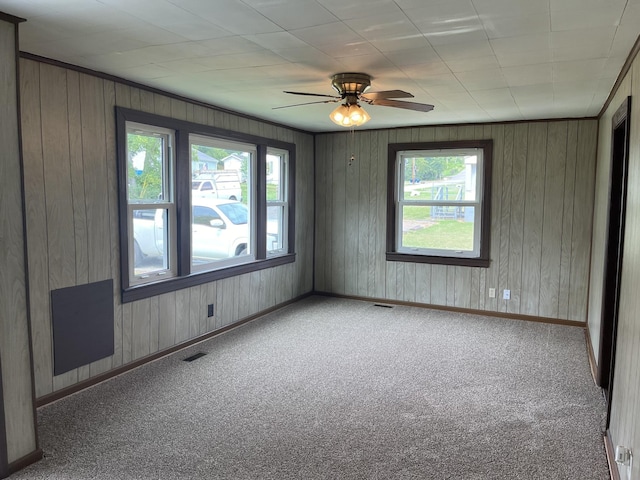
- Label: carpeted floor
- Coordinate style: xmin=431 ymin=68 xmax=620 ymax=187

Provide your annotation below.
xmin=10 ymin=296 xmax=610 ymax=479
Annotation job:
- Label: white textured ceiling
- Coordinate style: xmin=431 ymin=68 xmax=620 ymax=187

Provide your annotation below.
xmin=2 ymin=0 xmax=639 ymax=132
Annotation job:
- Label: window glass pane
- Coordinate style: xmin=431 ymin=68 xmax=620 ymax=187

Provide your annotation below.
xmin=190 ymin=138 xmax=253 ymax=269
xmin=191 ymin=143 xmax=245 ymax=202
xmin=402 ymin=206 xmax=475 ymax=252
xmin=266 ymin=153 xmax=283 ymax=201
xmin=191 ymin=200 xmax=250 ymax=267
xmin=132 ymin=208 xmax=170 ymax=275
xmin=402 ymin=155 xmax=477 ymax=202
xmin=267 ymin=205 xmax=285 ymax=252
xmin=127 ymin=131 xmax=167 ymax=203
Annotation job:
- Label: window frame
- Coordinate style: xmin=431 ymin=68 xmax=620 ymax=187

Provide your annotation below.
xmin=266 ymin=147 xmax=289 ymax=257
xmin=188 ymin=134 xmax=256 ymax=273
xmin=386 ymin=140 xmax=492 ymax=268
xmin=116 ymin=107 xmax=296 ymax=303
xmin=125 ymin=123 xmax=177 ymax=286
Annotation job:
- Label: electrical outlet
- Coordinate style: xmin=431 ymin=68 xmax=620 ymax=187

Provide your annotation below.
xmin=489 ymin=288 xmax=496 ymax=298
xmin=615 ymin=445 xmax=631 ymax=465
xmin=207 ymin=304 xmax=214 ymax=317
xmin=503 ymin=289 xmax=511 ymax=300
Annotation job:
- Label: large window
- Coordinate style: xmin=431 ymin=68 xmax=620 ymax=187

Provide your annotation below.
xmin=387 ymin=140 xmax=492 ymax=267
xmin=116 ymin=108 xmax=295 ymax=301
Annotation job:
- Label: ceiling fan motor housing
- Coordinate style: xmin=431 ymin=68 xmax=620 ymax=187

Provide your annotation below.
xmin=331 ymin=73 xmax=371 ymax=103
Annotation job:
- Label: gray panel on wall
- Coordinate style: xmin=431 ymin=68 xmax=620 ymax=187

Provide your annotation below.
xmin=51 ymin=279 xmax=114 ymax=375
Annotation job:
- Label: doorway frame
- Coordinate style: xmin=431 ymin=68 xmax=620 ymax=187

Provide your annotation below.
xmin=596 ymin=96 xmax=631 ymax=427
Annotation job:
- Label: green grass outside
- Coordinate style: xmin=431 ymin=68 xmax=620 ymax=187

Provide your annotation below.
xmin=239 ymin=183 xmax=279 ymax=205
xmin=403 ymin=220 xmax=474 ymax=251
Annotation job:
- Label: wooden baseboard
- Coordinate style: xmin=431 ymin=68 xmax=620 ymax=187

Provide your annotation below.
xmin=5 ymin=449 xmax=43 ymax=479
xmin=36 ymin=292 xmax=311 ymax=408
xmin=604 ymin=430 xmax=621 ymax=480
xmin=315 ymin=291 xmax=587 ymax=328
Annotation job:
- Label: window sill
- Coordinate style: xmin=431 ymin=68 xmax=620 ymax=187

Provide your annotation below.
xmin=122 ymin=253 xmax=296 ymax=303
xmin=386 ymin=252 xmax=490 ymax=268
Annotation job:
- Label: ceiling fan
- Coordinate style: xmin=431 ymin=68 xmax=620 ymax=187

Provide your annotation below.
xmin=275 ymin=72 xmax=434 ymax=127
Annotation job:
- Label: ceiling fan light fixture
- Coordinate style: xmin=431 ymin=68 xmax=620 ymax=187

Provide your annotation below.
xmin=330 ymin=103 xmax=371 ymax=127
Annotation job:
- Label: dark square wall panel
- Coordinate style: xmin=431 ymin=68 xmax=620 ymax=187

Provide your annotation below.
xmin=51 ymin=279 xmax=114 ymax=375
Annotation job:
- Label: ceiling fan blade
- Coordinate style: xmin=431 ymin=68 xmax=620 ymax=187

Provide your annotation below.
xmin=369 ymin=98 xmax=434 ymax=112
xmin=361 ymin=90 xmax=414 ymax=100
xmin=283 ymin=90 xmax=340 ymax=99
xmin=272 ymin=99 xmax=339 ymax=110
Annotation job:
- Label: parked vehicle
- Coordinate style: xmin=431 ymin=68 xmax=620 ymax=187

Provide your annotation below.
xmin=192 ymin=171 xmax=242 ymax=201
xmin=133 ymin=199 xmax=250 ymax=266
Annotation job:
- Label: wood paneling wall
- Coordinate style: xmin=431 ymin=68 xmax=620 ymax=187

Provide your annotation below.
xmin=315 ymin=120 xmax=598 ymax=322
xmin=0 ymin=19 xmax=37 ymax=464
xmin=598 ymin=49 xmax=640 ymax=480
xmin=19 ymin=58 xmax=314 ymax=399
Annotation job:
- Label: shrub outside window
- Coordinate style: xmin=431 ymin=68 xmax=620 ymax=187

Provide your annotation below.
xmin=387 ymin=140 xmax=492 ymax=267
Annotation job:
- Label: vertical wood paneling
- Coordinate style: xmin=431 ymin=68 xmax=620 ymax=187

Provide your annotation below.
xmin=539 ymin=122 xmax=567 ymax=318
xmin=80 ymin=74 xmax=110 ymax=283
xmin=40 ymin=63 xmax=75 ymax=292
xmin=20 ymin=59 xmax=53 ymax=398
xmin=315 ymin=135 xmax=327 ymax=291
xmin=1 ymin=24 xmax=37 ymax=461
xmin=485 ymin=124 xmax=503 ymax=312
xmin=41 ymin=64 xmax=79 ymax=391
xmin=568 ymin=120 xmax=597 ymax=321
xmin=357 ymin=131 xmax=370 ymax=297
xmin=199 ymin=284 xmax=208 ymax=334
xmin=507 ymin=124 xmax=528 ymax=314
xmin=148 ymin=296 xmax=159 ymax=354
xmin=345 ymin=132 xmax=359 ymax=295
xmin=189 ymin=285 xmax=201 ymax=338
xmin=558 ymin=122 xmax=578 ymax=319
xmin=158 ymin=292 xmax=176 ymax=350
xmin=521 ymin=123 xmax=547 ymax=316
xmin=132 ymin=299 xmax=151 ymax=360
xmin=67 ymin=70 xmax=88 ymax=285
xmin=175 ymin=288 xmax=190 ymax=343
xmin=122 ymin=302 xmax=132 ymax=364
xmin=498 ymin=124 xmax=514 ymax=313
xmin=207 ymin=281 xmax=217 ymax=332
xmin=373 ymin=130 xmax=387 ymax=299
xmin=333 ymin=133 xmax=348 ymax=294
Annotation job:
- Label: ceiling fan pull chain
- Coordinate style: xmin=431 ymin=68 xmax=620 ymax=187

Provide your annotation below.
xmin=349 ymin=127 xmax=355 ymax=166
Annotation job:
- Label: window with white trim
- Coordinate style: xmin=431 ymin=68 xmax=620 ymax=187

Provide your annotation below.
xmin=387 ymin=140 xmax=492 ymax=267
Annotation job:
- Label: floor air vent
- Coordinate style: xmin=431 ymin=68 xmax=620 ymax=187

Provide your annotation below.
xmin=183 ymin=352 xmax=207 ymax=362
xmin=373 ymin=304 xmax=394 ymax=308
